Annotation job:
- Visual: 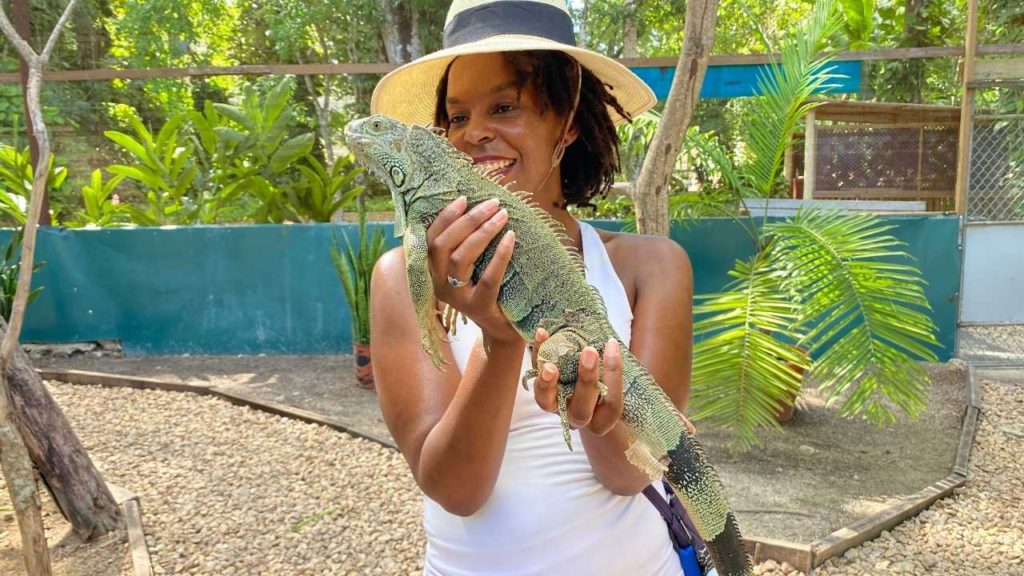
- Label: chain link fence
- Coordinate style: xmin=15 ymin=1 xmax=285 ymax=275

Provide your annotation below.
xmin=966 ymin=87 xmax=1024 ymax=222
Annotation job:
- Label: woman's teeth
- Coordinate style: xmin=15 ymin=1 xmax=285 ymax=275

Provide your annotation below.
xmin=477 ymin=159 xmax=515 ymax=174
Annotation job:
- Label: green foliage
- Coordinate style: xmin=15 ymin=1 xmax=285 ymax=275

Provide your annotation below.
xmin=688 ymin=0 xmax=939 ymax=450
xmin=95 ymin=79 xmax=361 ymax=226
xmin=0 ymin=145 xmax=67 ymax=226
xmin=104 ymin=113 xmax=199 ymax=225
xmin=66 ymin=169 xmax=131 ymax=228
xmin=191 ymin=79 xmax=316 ymax=223
xmin=0 ymin=229 xmax=44 ymax=323
xmin=283 ymin=154 xmax=365 ymax=223
xmin=330 ymin=200 xmax=388 ymax=345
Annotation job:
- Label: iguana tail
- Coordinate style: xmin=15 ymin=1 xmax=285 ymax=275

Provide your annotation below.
xmin=619 ymin=353 xmax=753 ymax=576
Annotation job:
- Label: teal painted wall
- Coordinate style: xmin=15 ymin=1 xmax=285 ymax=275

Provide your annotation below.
xmin=4 ymin=216 xmax=959 ymax=358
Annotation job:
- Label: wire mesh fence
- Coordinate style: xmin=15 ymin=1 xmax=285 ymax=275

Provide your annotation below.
xmin=967 ymin=87 xmax=1024 ymax=222
xmin=815 ymin=124 xmax=958 ymax=211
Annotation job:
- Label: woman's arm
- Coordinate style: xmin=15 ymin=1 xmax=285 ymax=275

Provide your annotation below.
xmin=371 ymin=199 xmax=526 ymax=517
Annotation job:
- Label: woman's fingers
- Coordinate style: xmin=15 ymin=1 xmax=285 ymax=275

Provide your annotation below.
xmin=534 ymin=362 xmax=559 ymax=413
xmin=566 ymin=346 xmax=601 ymax=429
xmin=426 ymin=196 xmax=468 ymax=245
xmin=589 ymin=339 xmax=623 ymax=435
xmin=473 ymin=230 xmax=515 ymax=301
xmin=430 ymin=198 xmax=501 ymax=271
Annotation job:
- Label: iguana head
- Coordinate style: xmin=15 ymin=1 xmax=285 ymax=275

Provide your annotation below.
xmin=345 ymin=115 xmax=468 ymax=238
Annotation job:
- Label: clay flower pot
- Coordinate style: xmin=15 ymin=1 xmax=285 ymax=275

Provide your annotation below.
xmin=353 ymin=343 xmax=374 ymax=390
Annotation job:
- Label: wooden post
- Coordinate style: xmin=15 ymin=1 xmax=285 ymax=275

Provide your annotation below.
xmin=783 ymin=143 xmax=794 ymax=194
xmin=954 ymin=0 xmax=979 ymax=214
xmin=803 ymin=110 xmax=816 ymax=200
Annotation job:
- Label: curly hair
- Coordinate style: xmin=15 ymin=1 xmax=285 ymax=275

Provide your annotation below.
xmin=434 ymin=50 xmax=631 ymax=208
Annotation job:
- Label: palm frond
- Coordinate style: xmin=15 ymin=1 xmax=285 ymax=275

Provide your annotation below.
xmin=742 ymin=0 xmax=843 ymax=199
xmin=765 ymin=209 xmax=939 ymax=423
xmin=690 ymin=253 xmax=808 ymax=451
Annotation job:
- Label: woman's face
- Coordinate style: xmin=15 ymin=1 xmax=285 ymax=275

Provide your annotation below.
xmin=443 ymin=53 xmax=576 ymax=205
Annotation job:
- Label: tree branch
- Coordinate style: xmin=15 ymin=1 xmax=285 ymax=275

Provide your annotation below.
xmin=40 ymin=0 xmax=79 ymax=61
xmin=0 ymin=4 xmax=38 ymax=64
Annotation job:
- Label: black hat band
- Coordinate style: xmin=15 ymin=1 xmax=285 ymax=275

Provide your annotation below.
xmin=443 ymin=1 xmax=577 ymax=49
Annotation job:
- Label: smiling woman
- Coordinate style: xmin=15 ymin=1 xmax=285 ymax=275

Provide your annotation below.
xmin=364 ymin=1 xmax=701 ymax=575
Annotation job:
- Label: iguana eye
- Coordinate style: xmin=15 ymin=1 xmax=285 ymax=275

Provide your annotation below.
xmin=371 ymin=119 xmax=383 ymax=130
xmin=390 ymin=165 xmax=405 ymax=186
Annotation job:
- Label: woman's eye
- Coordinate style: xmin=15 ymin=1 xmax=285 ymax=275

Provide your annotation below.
xmin=448 ymin=114 xmax=467 ymax=125
xmin=494 ymin=104 xmax=514 ymax=114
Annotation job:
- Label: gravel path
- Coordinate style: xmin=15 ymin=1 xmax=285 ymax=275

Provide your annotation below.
xmin=46 ymin=381 xmax=424 ymax=575
xmin=43 ymin=371 xmax=1021 ymax=575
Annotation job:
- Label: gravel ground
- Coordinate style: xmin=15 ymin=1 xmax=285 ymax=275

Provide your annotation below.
xmin=760 ymin=370 xmax=1024 ymax=576
xmin=44 ymin=381 xmax=424 ymax=576
xmin=33 ymin=370 xmax=1021 ymax=576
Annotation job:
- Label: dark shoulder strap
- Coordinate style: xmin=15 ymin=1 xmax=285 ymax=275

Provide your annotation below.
xmin=642 ymin=483 xmax=692 ymax=550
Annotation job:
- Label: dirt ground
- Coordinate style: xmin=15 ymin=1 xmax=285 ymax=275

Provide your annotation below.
xmin=0 ymin=485 xmax=131 ymax=576
xmin=36 ymin=354 xmax=966 ymax=545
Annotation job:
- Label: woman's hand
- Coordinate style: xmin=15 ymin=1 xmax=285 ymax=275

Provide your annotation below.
xmin=427 ymin=196 xmax=521 ymax=345
xmin=531 ymin=328 xmax=624 ymax=435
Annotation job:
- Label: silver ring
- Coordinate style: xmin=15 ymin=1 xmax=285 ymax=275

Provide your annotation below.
xmin=447 ymin=275 xmax=467 ymax=288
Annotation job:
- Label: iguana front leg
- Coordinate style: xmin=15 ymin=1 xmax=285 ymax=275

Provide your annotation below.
xmin=404 ymin=223 xmax=446 ymax=369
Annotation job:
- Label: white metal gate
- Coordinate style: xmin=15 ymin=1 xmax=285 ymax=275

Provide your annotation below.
xmin=957 ymin=84 xmax=1024 ymax=364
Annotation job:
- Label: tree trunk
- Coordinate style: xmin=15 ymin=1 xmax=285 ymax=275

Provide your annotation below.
xmin=379 ymin=0 xmax=417 ymax=63
xmin=1 ymin=319 xmax=122 ymax=539
xmin=623 ymin=1 xmax=639 ymax=58
xmin=633 ymin=0 xmax=720 ymax=237
xmin=0 ymin=372 xmax=50 ymax=575
xmin=578 ymin=0 xmax=590 ymax=49
xmin=11 ymin=0 xmax=48 ymax=227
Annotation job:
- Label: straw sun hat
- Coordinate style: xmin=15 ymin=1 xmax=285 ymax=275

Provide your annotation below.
xmin=370 ymin=0 xmax=656 ymax=126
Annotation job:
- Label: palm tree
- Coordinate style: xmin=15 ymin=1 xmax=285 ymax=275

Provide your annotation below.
xmin=687 ymin=0 xmax=939 ymax=450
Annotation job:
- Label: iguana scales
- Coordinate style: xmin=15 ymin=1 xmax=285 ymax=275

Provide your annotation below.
xmin=345 ymin=115 xmax=753 ymax=576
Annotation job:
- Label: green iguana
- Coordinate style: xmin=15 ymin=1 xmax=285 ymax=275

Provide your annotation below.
xmin=345 ymin=115 xmax=753 ymax=576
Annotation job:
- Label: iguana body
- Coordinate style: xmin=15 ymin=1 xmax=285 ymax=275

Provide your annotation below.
xmin=346 ymin=115 xmax=752 ymax=576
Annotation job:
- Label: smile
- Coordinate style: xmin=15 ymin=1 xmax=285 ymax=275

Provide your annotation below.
xmin=474 ymin=158 xmax=516 ymax=177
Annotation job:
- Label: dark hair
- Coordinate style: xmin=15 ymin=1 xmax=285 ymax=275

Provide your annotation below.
xmin=434 ymin=50 xmax=630 ymax=207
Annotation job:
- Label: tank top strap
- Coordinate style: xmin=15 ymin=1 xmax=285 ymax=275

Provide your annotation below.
xmin=579 ymin=221 xmax=633 ymax=347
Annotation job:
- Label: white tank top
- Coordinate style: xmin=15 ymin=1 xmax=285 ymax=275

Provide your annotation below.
xmin=423 ymin=221 xmax=682 ymax=576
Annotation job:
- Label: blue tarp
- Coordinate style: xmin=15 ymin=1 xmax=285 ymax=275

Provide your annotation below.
xmin=630 ymin=60 xmax=862 ymax=100
xmin=3 ymin=216 xmax=958 ymax=358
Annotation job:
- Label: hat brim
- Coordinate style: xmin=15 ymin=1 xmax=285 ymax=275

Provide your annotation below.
xmin=370 ymin=34 xmax=656 ymax=127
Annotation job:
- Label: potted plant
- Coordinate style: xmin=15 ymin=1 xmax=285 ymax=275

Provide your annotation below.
xmin=330 ymin=196 xmax=387 ymax=389
xmin=682 ymin=0 xmax=940 ymax=450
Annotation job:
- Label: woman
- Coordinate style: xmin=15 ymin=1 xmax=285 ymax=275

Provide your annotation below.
xmin=369 ymin=1 xmax=695 ymax=574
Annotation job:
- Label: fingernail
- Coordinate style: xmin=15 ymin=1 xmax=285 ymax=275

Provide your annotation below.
xmin=453 ymin=196 xmax=467 ymax=211
xmin=504 ymin=230 xmax=515 ymax=245
xmin=479 ymin=198 xmax=500 ymax=212
xmin=582 ymin=349 xmax=596 ymax=370
xmin=492 ymin=208 xmax=508 ymax=223
xmin=542 ymin=365 xmax=556 ymax=380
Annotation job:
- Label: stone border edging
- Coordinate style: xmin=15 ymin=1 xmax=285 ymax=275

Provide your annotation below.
xmin=39 ymin=366 xmax=979 ymax=574
xmin=107 ymin=483 xmax=154 ymax=576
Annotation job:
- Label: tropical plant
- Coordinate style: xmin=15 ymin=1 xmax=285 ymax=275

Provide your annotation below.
xmin=686 ymin=0 xmax=939 ymax=450
xmin=104 ymin=112 xmax=200 ymax=225
xmin=190 ymin=79 xmax=316 ymax=223
xmin=330 ymin=198 xmax=388 ymax=345
xmin=0 ymin=229 xmax=44 ymax=322
xmin=283 ymin=153 xmax=365 ymax=222
xmin=0 ymin=144 xmax=67 ymax=226
xmin=66 ymin=169 xmax=131 ymax=228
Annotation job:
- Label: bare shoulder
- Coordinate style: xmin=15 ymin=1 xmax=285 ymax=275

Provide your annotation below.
xmin=595 ymin=228 xmax=692 ymax=293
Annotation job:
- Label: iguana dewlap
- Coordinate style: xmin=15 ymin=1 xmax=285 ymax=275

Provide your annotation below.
xmin=345 ymin=115 xmax=753 ymax=576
